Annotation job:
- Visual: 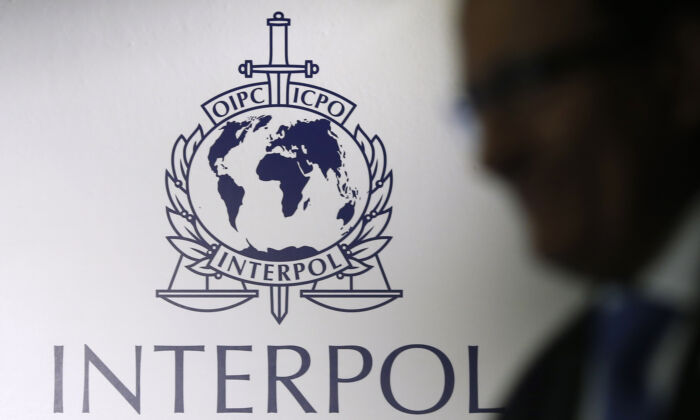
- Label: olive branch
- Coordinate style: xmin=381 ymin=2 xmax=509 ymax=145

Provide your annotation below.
xmin=165 ymin=124 xmax=393 ymax=279
xmin=164 ymin=125 xmax=221 ymax=277
xmin=334 ymin=126 xmax=393 ymax=277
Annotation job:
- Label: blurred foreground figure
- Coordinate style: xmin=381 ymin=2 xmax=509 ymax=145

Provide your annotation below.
xmin=462 ymin=0 xmax=700 ymax=419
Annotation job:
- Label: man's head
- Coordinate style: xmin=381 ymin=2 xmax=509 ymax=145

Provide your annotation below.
xmin=462 ymin=0 xmax=700 ymax=279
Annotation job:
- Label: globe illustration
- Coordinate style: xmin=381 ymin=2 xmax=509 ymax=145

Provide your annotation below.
xmin=188 ymin=108 xmax=370 ymax=261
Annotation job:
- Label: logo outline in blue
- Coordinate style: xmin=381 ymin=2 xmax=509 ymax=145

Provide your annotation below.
xmin=157 ymin=11 xmax=402 ymax=323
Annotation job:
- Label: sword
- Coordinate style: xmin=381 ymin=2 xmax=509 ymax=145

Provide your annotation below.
xmin=239 ymin=12 xmax=320 ymax=323
xmin=238 ymin=11 xmax=320 ymax=105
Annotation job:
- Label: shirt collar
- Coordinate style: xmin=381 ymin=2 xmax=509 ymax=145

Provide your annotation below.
xmin=636 ymin=195 xmax=700 ymax=314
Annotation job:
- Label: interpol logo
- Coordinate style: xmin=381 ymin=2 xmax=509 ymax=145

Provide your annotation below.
xmin=157 ymin=12 xmax=402 ymax=323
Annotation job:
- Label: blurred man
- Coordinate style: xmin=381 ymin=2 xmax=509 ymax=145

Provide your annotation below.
xmin=462 ymin=1 xmax=700 ymax=419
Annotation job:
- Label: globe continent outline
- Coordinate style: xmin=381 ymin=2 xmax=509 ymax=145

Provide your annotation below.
xmin=186 ymin=107 xmax=372 ymax=262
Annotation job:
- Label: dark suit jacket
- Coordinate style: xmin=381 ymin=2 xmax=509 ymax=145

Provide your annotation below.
xmin=499 ymin=309 xmax=700 ymax=420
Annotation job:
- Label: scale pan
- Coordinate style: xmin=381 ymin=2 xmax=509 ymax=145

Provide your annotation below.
xmin=156 ymin=289 xmax=258 ymax=312
xmin=300 ymin=289 xmax=403 ymax=313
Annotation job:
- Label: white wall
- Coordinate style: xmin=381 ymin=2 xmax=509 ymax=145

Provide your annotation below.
xmin=0 ymin=1 xmax=586 ymax=419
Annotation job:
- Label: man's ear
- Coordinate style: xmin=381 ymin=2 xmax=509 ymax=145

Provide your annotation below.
xmin=672 ymin=19 xmax=700 ymax=133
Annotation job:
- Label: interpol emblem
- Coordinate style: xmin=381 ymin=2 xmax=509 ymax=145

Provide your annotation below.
xmin=157 ymin=12 xmax=401 ymax=323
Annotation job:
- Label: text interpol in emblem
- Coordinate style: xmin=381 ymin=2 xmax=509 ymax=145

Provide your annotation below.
xmin=157 ymin=12 xmax=402 ymax=323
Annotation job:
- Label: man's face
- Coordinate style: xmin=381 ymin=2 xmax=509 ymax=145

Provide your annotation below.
xmin=462 ymin=0 xmax=681 ymax=278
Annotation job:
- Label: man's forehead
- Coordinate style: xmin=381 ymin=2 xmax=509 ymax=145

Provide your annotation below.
xmin=463 ymin=0 xmax=598 ymax=81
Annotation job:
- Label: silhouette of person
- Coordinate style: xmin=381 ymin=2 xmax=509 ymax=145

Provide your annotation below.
xmin=461 ymin=1 xmax=700 ymax=419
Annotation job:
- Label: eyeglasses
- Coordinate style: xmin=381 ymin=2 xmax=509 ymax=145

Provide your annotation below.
xmin=464 ymin=34 xmax=657 ymax=114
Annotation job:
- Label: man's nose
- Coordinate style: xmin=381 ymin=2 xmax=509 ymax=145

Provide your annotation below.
xmin=480 ymin=118 xmax=529 ymax=182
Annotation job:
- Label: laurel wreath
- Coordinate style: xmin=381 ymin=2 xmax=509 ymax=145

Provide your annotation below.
xmin=165 ymin=124 xmax=393 ymax=280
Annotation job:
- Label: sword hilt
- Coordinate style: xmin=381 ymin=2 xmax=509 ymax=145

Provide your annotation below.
xmin=238 ymin=12 xmax=320 ymax=79
xmin=238 ymin=60 xmax=319 ymax=78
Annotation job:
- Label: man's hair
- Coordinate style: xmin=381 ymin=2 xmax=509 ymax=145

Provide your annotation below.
xmin=593 ymin=0 xmax=700 ymax=38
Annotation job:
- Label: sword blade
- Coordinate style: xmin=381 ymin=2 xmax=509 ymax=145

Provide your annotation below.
xmin=269 ymin=285 xmax=289 ymax=324
xmin=267 ymin=73 xmax=280 ymax=105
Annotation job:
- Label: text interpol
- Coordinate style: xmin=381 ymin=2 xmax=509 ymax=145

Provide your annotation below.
xmin=53 ymin=344 xmax=502 ymax=415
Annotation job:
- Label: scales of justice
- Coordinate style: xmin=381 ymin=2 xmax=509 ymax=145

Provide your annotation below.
xmin=157 ymin=12 xmax=402 ymax=323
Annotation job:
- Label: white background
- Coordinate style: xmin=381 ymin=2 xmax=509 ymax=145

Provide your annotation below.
xmin=0 ymin=1 xmax=585 ymax=419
